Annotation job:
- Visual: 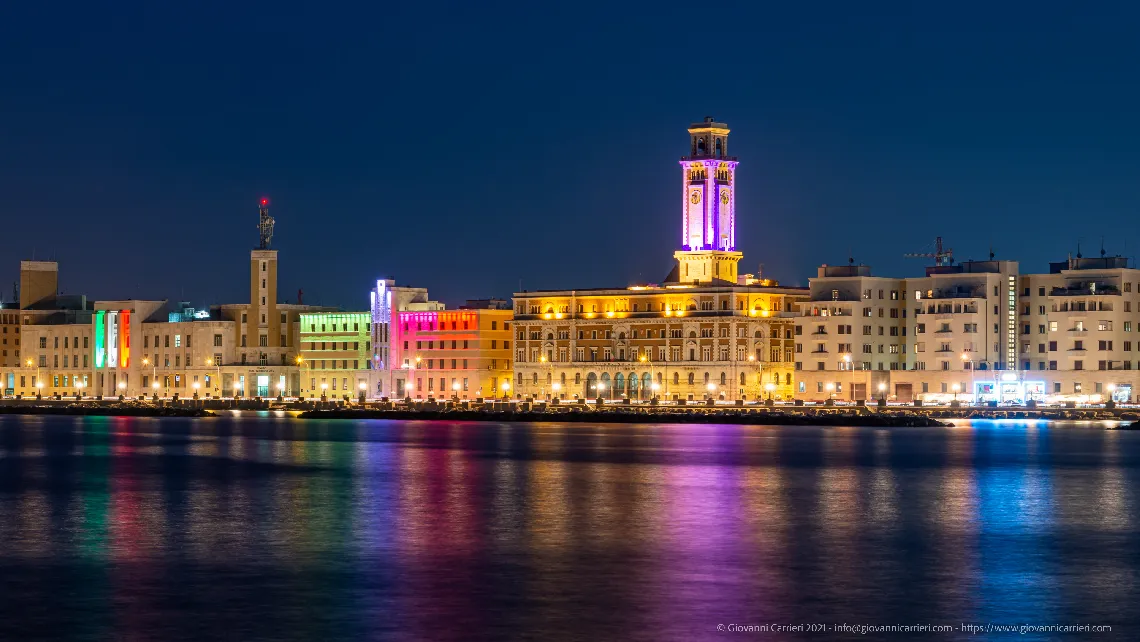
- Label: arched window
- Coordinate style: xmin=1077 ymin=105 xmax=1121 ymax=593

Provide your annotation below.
xmin=532 ymin=373 xmax=538 ymax=384
xmin=696 ymin=137 xmax=706 ymax=155
xmin=546 ymin=333 xmax=554 ymax=340
xmin=673 ymin=372 xmax=680 ymax=385
xmin=754 ymin=330 xmax=762 ymax=338
xmin=689 ymin=331 xmax=697 ymax=338
xmin=785 ymin=373 xmax=791 ymax=385
xmin=687 ymin=373 xmax=695 ymax=385
xmin=560 ymin=373 xmax=566 ymax=385
xmin=546 ymin=372 xmax=552 ymax=384
xmin=575 ymin=373 xmax=581 ymax=384
xmin=740 ymin=372 xmax=746 ymax=386
xmin=618 ymin=332 xmax=625 ymax=340
xmin=715 ymin=138 xmax=723 ymax=156
xmin=720 ymin=372 xmax=727 ymax=386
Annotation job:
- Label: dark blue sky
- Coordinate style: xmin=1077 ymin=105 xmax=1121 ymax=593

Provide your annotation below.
xmin=3 ymin=1 xmax=1139 ymax=309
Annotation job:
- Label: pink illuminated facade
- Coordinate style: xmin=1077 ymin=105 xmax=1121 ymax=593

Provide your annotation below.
xmin=391 ymin=307 xmax=513 ymax=399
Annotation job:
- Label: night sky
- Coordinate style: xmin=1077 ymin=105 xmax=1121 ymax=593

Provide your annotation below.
xmin=3 ymin=1 xmax=1139 ymax=310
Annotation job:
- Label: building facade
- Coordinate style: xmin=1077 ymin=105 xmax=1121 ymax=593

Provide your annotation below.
xmin=390 ymin=306 xmax=513 ymax=399
xmin=513 ymin=118 xmax=806 ymax=402
xmin=796 ymin=255 xmax=1140 ymax=404
xmin=298 ymin=311 xmax=372 ymax=399
xmin=367 ymin=279 xmax=445 ymax=398
xmin=3 ymin=201 xmax=333 ymax=399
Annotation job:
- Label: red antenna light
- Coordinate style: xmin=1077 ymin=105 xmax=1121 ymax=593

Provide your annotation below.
xmin=260 ymin=198 xmax=269 ymax=206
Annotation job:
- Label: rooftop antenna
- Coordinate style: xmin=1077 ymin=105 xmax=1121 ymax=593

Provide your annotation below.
xmin=1101 ymin=236 xmax=1106 ymax=258
xmin=1076 ymin=240 xmax=1082 ymax=259
xmin=989 ymin=244 xmax=995 ymax=260
xmin=257 ymin=198 xmax=275 ymax=249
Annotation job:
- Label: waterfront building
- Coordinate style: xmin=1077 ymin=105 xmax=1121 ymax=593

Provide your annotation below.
xmin=367 ymin=279 xmax=444 ymax=398
xmin=0 ymin=308 xmax=19 ymax=391
xmin=792 ymin=263 xmax=905 ymax=401
xmin=512 ymin=118 xmax=807 ymax=402
xmin=390 ymin=300 xmax=513 ymax=399
xmin=797 ymin=254 xmax=1140 ymax=404
xmin=4 ymin=201 xmax=332 ymax=399
xmin=298 ymin=310 xmax=372 ymax=399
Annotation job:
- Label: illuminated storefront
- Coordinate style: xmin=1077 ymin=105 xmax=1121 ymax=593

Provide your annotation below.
xmin=973 ymin=374 xmax=1046 ymax=404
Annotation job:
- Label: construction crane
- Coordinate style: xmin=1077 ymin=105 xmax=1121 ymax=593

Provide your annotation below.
xmin=904 ymin=236 xmax=954 ymax=267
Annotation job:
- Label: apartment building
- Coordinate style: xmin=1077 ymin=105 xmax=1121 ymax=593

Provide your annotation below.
xmin=798 ymin=255 xmax=1140 ymax=404
xmin=793 ymin=264 xmax=904 ymax=401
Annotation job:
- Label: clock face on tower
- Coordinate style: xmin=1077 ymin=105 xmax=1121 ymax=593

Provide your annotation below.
xmin=720 ymin=190 xmax=730 ymax=205
xmin=690 ymin=191 xmax=701 ymax=205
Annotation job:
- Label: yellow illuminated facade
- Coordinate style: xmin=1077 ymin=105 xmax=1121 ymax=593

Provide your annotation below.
xmin=511 ymin=118 xmax=807 ymax=401
xmin=512 ymin=286 xmax=803 ymax=401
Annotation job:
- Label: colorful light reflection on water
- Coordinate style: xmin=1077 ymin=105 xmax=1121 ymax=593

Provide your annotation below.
xmin=0 ymin=416 xmax=1137 ymax=640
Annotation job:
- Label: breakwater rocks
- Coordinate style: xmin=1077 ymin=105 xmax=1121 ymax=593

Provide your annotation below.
xmin=0 ymin=403 xmax=213 ymax=418
xmin=299 ymin=407 xmax=949 ymax=427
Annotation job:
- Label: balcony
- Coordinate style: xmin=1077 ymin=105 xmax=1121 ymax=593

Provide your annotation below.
xmin=811 ymin=330 xmax=829 ymax=336
xmin=1067 ymin=329 xmax=1088 ymax=337
xmin=922 ymin=289 xmax=984 ymax=300
xmin=1051 ymin=284 xmax=1119 ymax=297
xmin=810 ymin=349 xmax=829 ymax=354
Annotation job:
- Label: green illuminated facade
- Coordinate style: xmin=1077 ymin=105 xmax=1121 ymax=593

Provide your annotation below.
xmin=297 ymin=312 xmax=372 ymax=397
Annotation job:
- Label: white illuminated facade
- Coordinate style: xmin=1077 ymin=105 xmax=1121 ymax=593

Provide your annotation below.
xmin=797 ymin=255 xmax=1140 ymax=404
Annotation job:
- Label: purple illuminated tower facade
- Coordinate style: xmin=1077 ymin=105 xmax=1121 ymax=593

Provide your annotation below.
xmin=674 ymin=117 xmax=743 ymax=285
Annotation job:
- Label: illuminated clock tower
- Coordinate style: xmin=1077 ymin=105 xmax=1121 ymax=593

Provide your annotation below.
xmin=674 ymin=117 xmax=743 ymax=284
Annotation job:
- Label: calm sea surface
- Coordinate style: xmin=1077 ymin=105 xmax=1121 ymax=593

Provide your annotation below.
xmin=0 ymin=415 xmax=1137 ymax=641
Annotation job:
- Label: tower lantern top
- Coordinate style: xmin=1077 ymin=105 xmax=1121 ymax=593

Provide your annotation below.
xmin=685 ymin=117 xmax=732 ymax=160
xmin=257 ymin=198 xmax=275 ymax=250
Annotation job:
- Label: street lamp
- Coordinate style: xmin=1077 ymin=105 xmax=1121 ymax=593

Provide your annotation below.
xmin=878 ymin=382 xmax=887 ymax=402
xmin=952 ymin=382 xmax=960 ymax=404
xmin=501 ymin=381 xmax=511 ymax=400
xmin=152 ymin=381 xmax=160 ymax=400
xmin=451 ymin=381 xmax=460 ymax=400
xmin=825 ymin=382 xmax=835 ymax=402
xmin=961 ymin=352 xmax=973 ymax=404
xmin=596 ymin=381 xmax=605 ymax=402
xmin=359 ymin=381 xmax=368 ymax=404
xmin=707 ymin=381 xmax=717 ymax=401
xmin=651 ymin=381 xmax=660 ymax=401
xmin=75 ymin=380 xmax=85 ymax=400
xmin=320 ymin=382 xmax=328 ymax=402
xmin=233 ymin=381 xmax=242 ymax=399
xmin=35 ymin=380 xmax=43 ymax=400
xmin=765 ymin=382 xmax=775 ymax=401
xmin=843 ymin=353 xmax=854 ymax=402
